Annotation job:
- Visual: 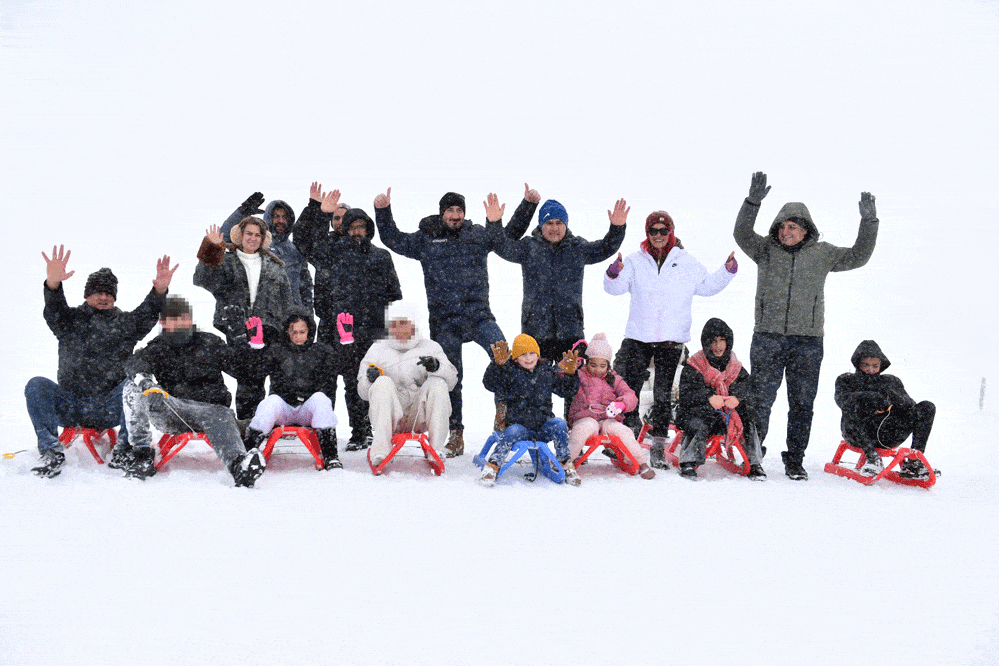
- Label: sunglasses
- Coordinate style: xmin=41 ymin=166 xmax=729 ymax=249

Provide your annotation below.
xmin=647 ymin=227 xmax=671 ymax=237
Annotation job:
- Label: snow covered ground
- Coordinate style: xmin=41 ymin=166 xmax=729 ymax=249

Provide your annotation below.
xmin=2 ymin=1 xmax=998 ymax=665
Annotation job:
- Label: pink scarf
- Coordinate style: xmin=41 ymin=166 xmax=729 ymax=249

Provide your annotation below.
xmin=686 ymin=350 xmax=744 ymax=448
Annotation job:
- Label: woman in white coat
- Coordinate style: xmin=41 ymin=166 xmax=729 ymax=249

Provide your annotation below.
xmin=604 ymin=211 xmax=737 ymax=466
xmin=358 ymin=303 xmax=459 ymax=465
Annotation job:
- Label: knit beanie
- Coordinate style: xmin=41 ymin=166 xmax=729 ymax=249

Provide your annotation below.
xmin=84 ymin=268 xmax=118 ymax=299
xmin=586 ymin=333 xmax=613 ymax=362
xmin=161 ymin=295 xmax=193 ymax=319
xmin=641 ymin=210 xmax=677 ymax=258
xmin=645 ymin=210 xmax=674 ymax=233
xmin=538 ymin=199 xmax=568 ymax=227
xmin=511 ymin=334 xmax=540 ymax=359
xmin=439 ymin=192 xmax=466 ymax=216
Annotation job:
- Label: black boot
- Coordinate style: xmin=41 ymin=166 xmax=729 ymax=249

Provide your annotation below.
xmin=317 ymin=428 xmax=342 ymax=470
xmin=32 ymin=450 xmax=66 ymax=478
xmin=679 ymin=462 xmax=698 ymax=479
xmin=345 ymin=418 xmax=372 ymax=451
xmin=649 ymin=439 xmax=667 ymax=469
xmin=230 ymin=448 xmax=266 ymax=487
xmin=107 ymin=445 xmax=135 ymax=470
xmin=124 ymin=446 xmax=157 ymax=480
xmin=244 ymin=427 xmax=267 ymax=453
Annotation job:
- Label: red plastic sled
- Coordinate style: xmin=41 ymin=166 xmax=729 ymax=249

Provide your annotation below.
xmin=663 ymin=428 xmax=751 ymax=476
xmin=368 ymin=432 xmax=445 ymax=476
xmin=575 ymin=434 xmax=640 ymax=476
xmin=263 ymin=426 xmax=325 ymax=471
xmin=156 ymin=432 xmax=212 ymax=470
xmin=59 ymin=427 xmax=117 ymax=464
xmin=823 ymin=440 xmax=936 ymax=488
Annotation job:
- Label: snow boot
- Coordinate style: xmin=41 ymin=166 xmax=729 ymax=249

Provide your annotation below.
xmin=638 ymin=463 xmax=656 ymax=480
xmin=782 ymin=452 xmax=808 ymax=480
xmin=231 ymin=448 xmax=266 ymax=487
xmin=563 ymin=460 xmax=582 ymax=486
xmin=898 ymin=458 xmax=931 ymax=480
xmin=679 ymin=462 xmax=698 ymax=479
xmin=479 ymin=462 xmax=499 ymax=487
xmin=747 ymin=464 xmax=767 ymax=481
xmin=345 ymin=421 xmax=372 ymax=452
xmin=445 ymin=428 xmax=464 ymax=458
xmin=31 ymin=450 xmax=66 ymax=478
xmin=317 ymin=428 xmax=341 ymax=470
xmin=244 ymin=427 xmax=267 ymax=453
xmin=649 ymin=438 xmax=668 ymax=469
xmin=124 ymin=446 xmax=157 ymax=480
xmin=859 ymin=452 xmax=884 ymax=477
xmin=106 ymin=445 xmax=134 ymax=470
xmin=493 ymin=401 xmax=507 ymax=432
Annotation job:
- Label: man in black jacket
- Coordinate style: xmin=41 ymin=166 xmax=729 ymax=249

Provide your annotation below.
xmin=120 ymin=296 xmax=266 ymax=486
xmin=834 ymin=340 xmax=936 ymax=479
xmin=26 ymin=246 xmax=176 ymax=478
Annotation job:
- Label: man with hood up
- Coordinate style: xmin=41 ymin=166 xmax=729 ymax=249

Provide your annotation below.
xmin=734 ymin=171 xmax=879 ymax=480
xmin=834 ymin=340 xmax=936 ymax=479
xmin=294 ymin=183 xmax=403 ymax=452
xmin=220 ymin=192 xmax=314 ymax=316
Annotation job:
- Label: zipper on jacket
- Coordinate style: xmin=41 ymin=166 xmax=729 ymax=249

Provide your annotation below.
xmin=783 ymin=253 xmax=796 ymax=334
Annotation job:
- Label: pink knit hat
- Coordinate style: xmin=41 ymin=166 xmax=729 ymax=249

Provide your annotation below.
xmin=587 ymin=333 xmax=613 ymax=362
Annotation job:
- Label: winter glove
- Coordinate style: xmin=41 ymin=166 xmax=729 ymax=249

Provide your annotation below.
xmin=747 ymin=171 xmax=771 ymax=206
xmin=605 ymin=401 xmax=626 ymax=418
xmin=246 ymin=317 xmax=265 ymax=349
xmin=336 ymin=312 xmax=354 ymax=345
xmin=606 ymin=252 xmax=624 ymax=278
xmin=143 ymin=386 xmax=170 ymax=411
xmin=366 ymin=364 xmax=383 ymax=384
xmin=239 ymin=192 xmax=265 ymax=216
xmin=859 ymin=192 xmax=877 ymax=221
xmin=558 ymin=350 xmax=579 ymax=375
xmin=491 ymin=341 xmax=511 ymax=365
xmin=418 ymin=356 xmax=440 ymax=373
xmin=725 ymin=253 xmax=738 ymax=274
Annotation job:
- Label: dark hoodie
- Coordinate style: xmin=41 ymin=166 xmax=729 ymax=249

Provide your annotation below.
xmin=245 ymin=311 xmax=337 ymax=406
xmin=675 ymin=318 xmax=756 ymax=430
xmin=834 ymin=340 xmax=915 ymax=427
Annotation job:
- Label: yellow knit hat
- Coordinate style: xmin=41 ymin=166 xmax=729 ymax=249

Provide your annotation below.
xmin=511 ymin=334 xmax=540 ymax=360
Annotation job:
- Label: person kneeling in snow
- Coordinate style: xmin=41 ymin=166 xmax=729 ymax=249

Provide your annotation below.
xmin=122 ymin=296 xmax=265 ymax=487
xmin=834 ymin=340 xmax=936 ymax=479
xmin=479 ymin=335 xmax=580 ymax=486
xmin=241 ymin=311 xmax=340 ymax=469
xmin=357 ymin=303 xmax=458 ymax=466
xmin=675 ymin=318 xmax=766 ymax=481
xmin=567 ymin=333 xmax=656 ymax=480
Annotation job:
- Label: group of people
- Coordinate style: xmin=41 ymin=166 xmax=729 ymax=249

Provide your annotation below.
xmin=24 ymin=172 xmax=937 ymax=487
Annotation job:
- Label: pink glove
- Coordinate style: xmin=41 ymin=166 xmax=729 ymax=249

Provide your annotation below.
xmin=337 ymin=312 xmax=354 ymax=345
xmin=246 ymin=317 xmax=265 ymax=349
xmin=605 ymin=401 xmax=626 ymax=418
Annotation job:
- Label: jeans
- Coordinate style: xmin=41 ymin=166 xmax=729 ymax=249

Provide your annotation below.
xmin=25 ymin=377 xmax=129 ymax=454
xmin=432 ymin=318 xmax=504 ymax=430
xmin=489 ymin=418 xmax=570 ymax=465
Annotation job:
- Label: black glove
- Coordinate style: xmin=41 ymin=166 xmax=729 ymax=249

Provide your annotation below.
xmin=222 ymin=305 xmax=250 ymax=342
xmin=366 ymin=365 xmax=382 ymax=384
xmin=239 ymin=192 xmax=265 ymax=216
xmin=418 ymin=356 xmax=440 ymax=372
xmin=747 ymin=172 xmax=771 ymax=206
xmin=143 ymin=386 xmax=169 ymax=411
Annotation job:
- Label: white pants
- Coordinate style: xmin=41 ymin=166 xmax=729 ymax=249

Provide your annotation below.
xmin=248 ymin=393 xmax=338 ymax=432
xmin=568 ymin=417 xmax=649 ymax=465
xmin=367 ymin=376 xmax=451 ymax=460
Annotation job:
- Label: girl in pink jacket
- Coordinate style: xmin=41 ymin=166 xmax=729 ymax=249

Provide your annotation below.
xmin=567 ymin=333 xmax=656 ymax=479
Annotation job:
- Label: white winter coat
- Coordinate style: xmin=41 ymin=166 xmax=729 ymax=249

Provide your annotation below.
xmin=603 ymin=247 xmax=734 ymax=343
xmin=357 ymin=335 xmax=458 ymax=412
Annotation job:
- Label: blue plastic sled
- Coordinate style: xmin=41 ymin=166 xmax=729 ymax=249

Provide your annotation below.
xmin=473 ymin=433 xmax=566 ymax=484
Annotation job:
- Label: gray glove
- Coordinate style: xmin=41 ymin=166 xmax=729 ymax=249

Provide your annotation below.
xmin=366 ymin=365 xmax=382 ymax=384
xmin=859 ymin=192 xmax=877 ymax=221
xmin=747 ymin=171 xmax=771 ymax=206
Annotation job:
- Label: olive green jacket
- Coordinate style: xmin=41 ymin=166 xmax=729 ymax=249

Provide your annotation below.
xmin=734 ymin=199 xmax=878 ymax=337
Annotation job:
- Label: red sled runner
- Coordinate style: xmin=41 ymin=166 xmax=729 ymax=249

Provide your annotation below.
xmin=574 ymin=434 xmax=640 ymax=476
xmin=663 ymin=428 xmax=751 ymax=476
xmin=823 ymin=440 xmax=936 ymax=489
xmin=368 ymin=432 xmax=445 ymax=476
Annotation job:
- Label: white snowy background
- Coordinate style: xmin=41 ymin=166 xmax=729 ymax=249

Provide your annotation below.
xmin=2 ymin=1 xmax=998 ymax=664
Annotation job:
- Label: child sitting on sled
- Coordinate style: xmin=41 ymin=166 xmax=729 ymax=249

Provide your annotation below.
xmin=675 ymin=318 xmax=766 ymax=480
xmin=834 ymin=340 xmax=936 ymax=479
xmin=480 ymin=334 xmax=580 ymax=487
xmin=567 ymin=333 xmax=656 ymax=480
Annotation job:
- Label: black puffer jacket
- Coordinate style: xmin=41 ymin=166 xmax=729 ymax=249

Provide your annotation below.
xmin=125 ymin=327 xmax=243 ymax=407
xmin=246 ymin=312 xmax=337 ymax=406
xmin=482 ymin=361 xmax=578 ymax=431
xmin=675 ymin=318 xmax=756 ymax=430
xmin=834 ymin=340 xmax=915 ymax=429
xmin=43 ymin=282 xmax=165 ymax=398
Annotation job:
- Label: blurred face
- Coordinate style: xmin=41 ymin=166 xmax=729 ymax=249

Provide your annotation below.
xmin=442 ymin=205 xmax=464 ymax=229
xmin=332 ymin=206 xmax=347 ymax=232
xmin=161 ymin=313 xmax=193 ymax=332
xmin=779 ymin=220 xmax=806 ymax=247
xmin=541 ymin=219 xmax=566 ymax=243
xmin=859 ymin=357 xmax=882 ymax=375
xmin=648 ymin=224 xmax=671 ymax=249
xmin=710 ymin=336 xmax=727 ymax=358
xmin=516 ymin=351 xmax=538 ymax=371
xmin=242 ymin=223 xmax=264 ymax=253
xmin=288 ymin=320 xmax=309 ymax=346
xmin=389 ymin=318 xmax=414 ymax=341
xmin=586 ymin=357 xmax=609 ymax=378
xmin=85 ymin=292 xmax=115 ymax=310
xmin=270 ymin=207 xmax=290 ymax=234
xmin=348 ymin=219 xmax=367 ymax=238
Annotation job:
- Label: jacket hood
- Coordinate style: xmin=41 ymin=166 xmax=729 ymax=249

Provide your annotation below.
xmin=768 ymin=202 xmax=819 ymax=246
xmin=418 ymin=214 xmax=468 ymax=237
xmin=699 ymin=317 xmax=734 ymax=369
xmin=342 ymin=208 xmax=376 ymax=240
xmin=384 ymin=302 xmax=425 ymax=340
xmin=850 ymin=339 xmax=891 ymax=373
xmin=264 ymin=200 xmax=297 ymax=243
xmin=282 ymin=309 xmax=317 ymax=348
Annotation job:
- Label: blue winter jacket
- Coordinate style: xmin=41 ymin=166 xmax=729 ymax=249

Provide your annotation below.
xmin=483 ymin=361 xmax=579 ymax=431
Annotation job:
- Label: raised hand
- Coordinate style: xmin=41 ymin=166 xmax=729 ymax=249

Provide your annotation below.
xmin=153 ymin=255 xmax=179 ymax=294
xmin=558 ymin=350 xmax=579 ymax=375
xmin=859 ymin=192 xmax=877 ymax=221
xmin=748 ymin=171 xmax=771 ymax=205
xmin=483 ymin=193 xmax=506 ymax=222
xmin=491 ymin=340 xmax=511 ymax=365
xmin=373 ymin=187 xmax=392 ymax=209
xmin=606 ymin=252 xmax=624 ymax=278
xmin=310 ymin=182 xmax=325 ymax=202
xmin=42 ymin=244 xmax=75 ymax=289
xmin=725 ymin=252 xmax=738 ymax=273
xmin=320 ymin=189 xmax=342 ymax=213
xmin=205 ymin=224 xmax=224 ymax=245
xmin=608 ymin=198 xmax=630 ymax=226
xmin=524 ymin=182 xmax=540 ymax=204
xmin=240 ymin=192 xmax=265 ymax=215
